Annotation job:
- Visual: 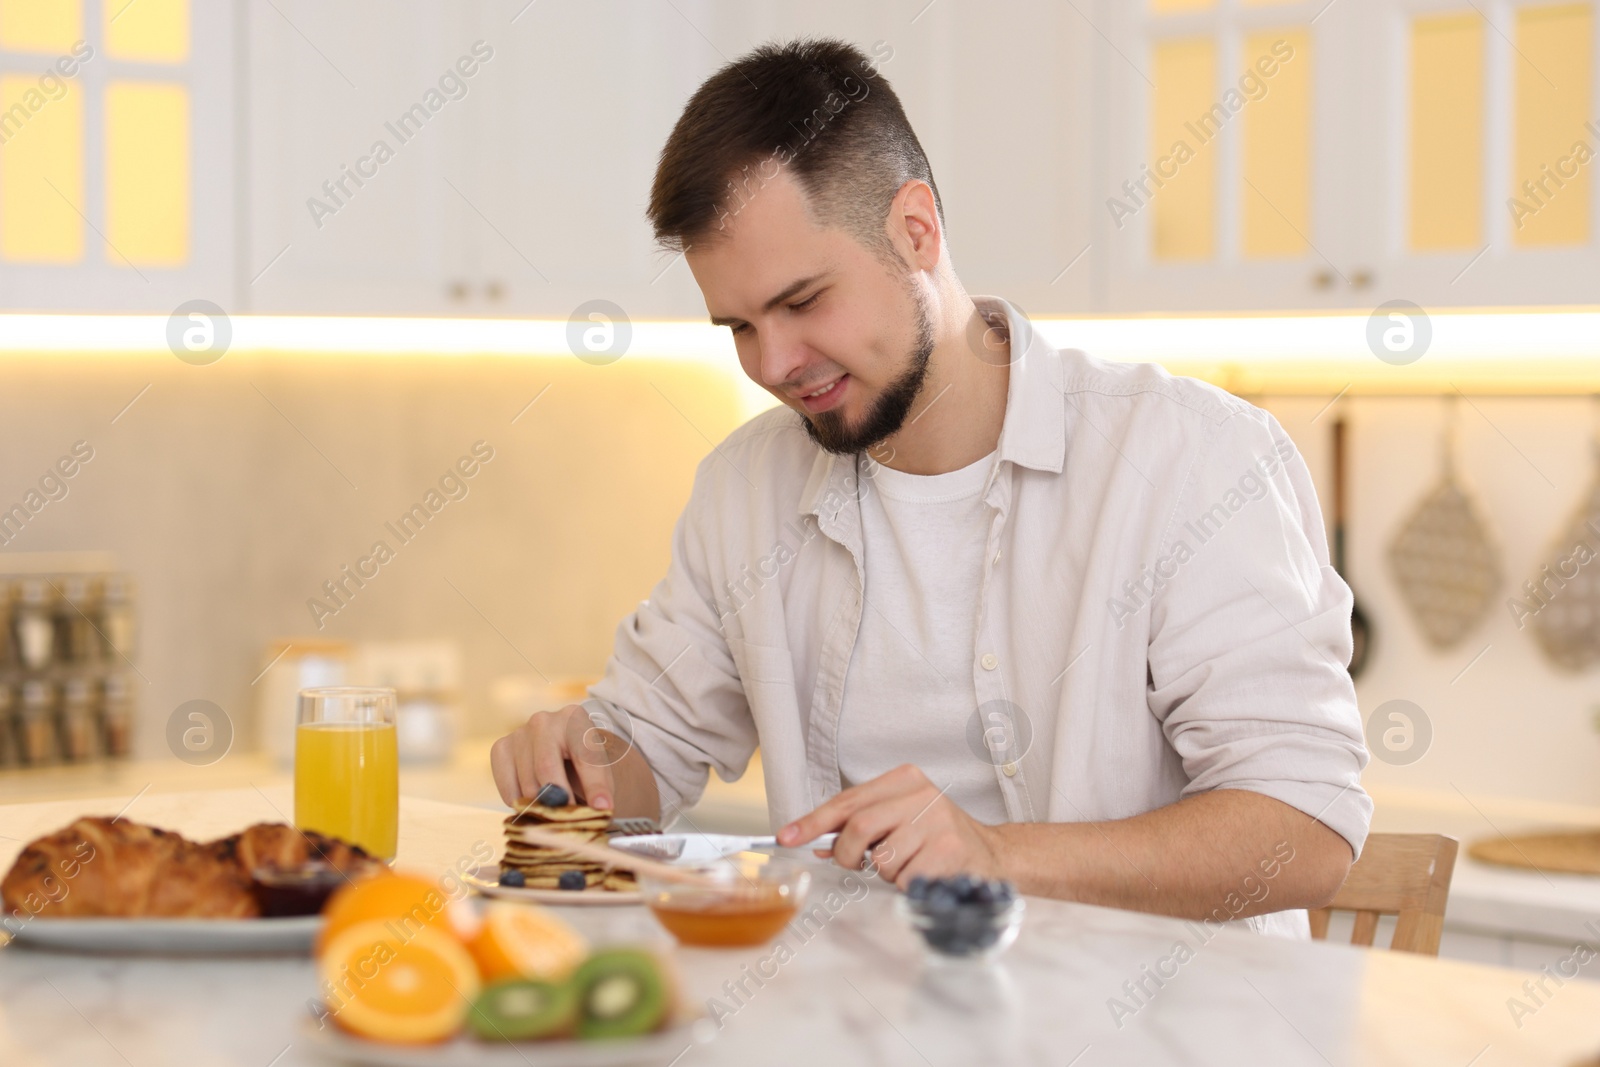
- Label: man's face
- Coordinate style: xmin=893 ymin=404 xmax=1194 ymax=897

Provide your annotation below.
xmin=688 ymin=170 xmax=935 ymax=454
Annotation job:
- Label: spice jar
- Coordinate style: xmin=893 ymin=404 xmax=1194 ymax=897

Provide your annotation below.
xmin=13 ymin=579 xmax=54 ymax=671
xmin=99 ymin=574 xmax=136 ymax=663
xmin=0 ymin=683 xmax=16 ymax=768
xmin=101 ymin=672 xmax=134 ymax=758
xmin=54 ymin=575 xmax=100 ymax=664
xmin=0 ymin=582 xmax=12 ymax=670
xmin=59 ymin=675 xmax=99 ymax=762
xmin=18 ymin=679 xmax=57 ymax=765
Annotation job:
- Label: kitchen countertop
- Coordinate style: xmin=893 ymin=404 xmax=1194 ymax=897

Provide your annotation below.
xmin=1370 ymin=785 xmax=1600 ymax=949
xmin=5 ymin=749 xmax=1600 ymax=954
xmin=0 ymin=735 xmax=774 ymax=833
xmin=3 ymin=786 xmax=1600 ymax=1067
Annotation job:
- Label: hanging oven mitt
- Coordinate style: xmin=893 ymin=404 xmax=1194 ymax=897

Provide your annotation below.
xmin=1387 ymin=406 xmax=1502 ymax=649
xmin=1523 ymin=430 xmax=1600 ymax=671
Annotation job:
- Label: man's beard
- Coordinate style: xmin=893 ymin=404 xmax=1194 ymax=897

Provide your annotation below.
xmin=801 ymin=287 xmax=936 ymax=456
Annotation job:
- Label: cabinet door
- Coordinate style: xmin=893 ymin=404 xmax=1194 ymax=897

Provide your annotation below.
xmin=462 ymin=0 xmax=674 ymax=319
xmin=1098 ymin=0 xmax=1369 ymax=312
xmin=242 ymin=0 xmax=485 ymax=315
xmin=0 ymin=0 xmax=234 ymax=310
xmin=1357 ymin=0 xmax=1600 ymax=307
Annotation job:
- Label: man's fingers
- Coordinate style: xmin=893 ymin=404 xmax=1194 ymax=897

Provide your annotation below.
xmin=489 ymin=736 xmax=520 ymax=808
xmin=830 ymin=791 xmax=926 ymax=871
xmin=778 ymin=766 xmax=924 ymax=846
xmin=563 ymin=710 xmax=617 ymax=810
xmin=568 ymin=745 xmax=616 ymax=811
xmin=523 ymin=720 xmax=575 ymax=807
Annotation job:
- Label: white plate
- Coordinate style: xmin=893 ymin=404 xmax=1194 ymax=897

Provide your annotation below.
xmin=462 ymin=867 xmax=642 ymax=907
xmin=301 ymin=1014 xmax=717 ymax=1066
xmin=6 ymin=914 xmax=321 ymax=954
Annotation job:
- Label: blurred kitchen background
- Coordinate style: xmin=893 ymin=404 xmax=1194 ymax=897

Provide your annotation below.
xmin=4 ymin=0 xmax=1600 ymax=971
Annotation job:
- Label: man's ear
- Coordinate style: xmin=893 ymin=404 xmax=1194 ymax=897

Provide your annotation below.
xmin=890 ymin=179 xmax=942 ymax=272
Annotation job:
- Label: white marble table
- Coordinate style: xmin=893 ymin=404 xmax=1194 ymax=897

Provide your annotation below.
xmin=3 ymin=788 xmax=1599 ymax=1067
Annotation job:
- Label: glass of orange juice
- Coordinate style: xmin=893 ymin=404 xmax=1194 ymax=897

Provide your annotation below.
xmin=294 ymin=687 xmax=399 ymax=861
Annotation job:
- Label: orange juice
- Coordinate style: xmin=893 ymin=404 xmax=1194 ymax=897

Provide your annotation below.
xmin=294 ymin=721 xmax=398 ymax=860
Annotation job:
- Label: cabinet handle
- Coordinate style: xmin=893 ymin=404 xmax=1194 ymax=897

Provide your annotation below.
xmin=448 ymin=280 xmax=469 ymax=302
xmin=1350 ymin=270 xmax=1373 ymax=290
xmin=1312 ymin=270 xmax=1336 ymax=290
xmin=485 ymin=280 xmax=505 ymax=302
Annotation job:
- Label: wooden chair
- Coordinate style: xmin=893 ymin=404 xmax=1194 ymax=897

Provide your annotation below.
xmin=1308 ymin=833 xmax=1459 ymax=956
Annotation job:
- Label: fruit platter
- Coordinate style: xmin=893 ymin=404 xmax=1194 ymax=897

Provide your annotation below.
xmin=304 ymin=870 xmax=714 ymax=1064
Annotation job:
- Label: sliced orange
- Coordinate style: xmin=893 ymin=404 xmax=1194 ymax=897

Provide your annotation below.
xmin=319 ymin=919 xmax=481 ymax=1044
xmin=317 ymin=871 xmax=475 ymax=956
xmin=466 ymin=901 xmax=589 ymax=983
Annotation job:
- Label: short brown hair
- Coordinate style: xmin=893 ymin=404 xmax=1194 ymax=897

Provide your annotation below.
xmin=647 ymin=37 xmax=943 ymax=270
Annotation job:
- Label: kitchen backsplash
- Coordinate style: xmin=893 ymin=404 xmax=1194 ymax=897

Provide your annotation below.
xmin=2 ymin=351 xmax=1598 ymax=810
xmin=0 ymin=350 xmax=743 ymax=767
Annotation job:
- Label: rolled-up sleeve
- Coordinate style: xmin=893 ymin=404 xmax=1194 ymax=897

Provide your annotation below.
xmin=583 ymin=453 xmax=760 ymax=821
xmin=1145 ymin=408 xmax=1373 ymax=859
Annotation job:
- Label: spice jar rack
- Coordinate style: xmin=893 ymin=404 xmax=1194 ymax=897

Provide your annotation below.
xmin=0 ymin=553 xmax=136 ymax=769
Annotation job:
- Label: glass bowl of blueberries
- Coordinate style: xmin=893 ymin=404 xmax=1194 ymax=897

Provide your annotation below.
xmin=895 ymin=874 xmax=1023 ymax=962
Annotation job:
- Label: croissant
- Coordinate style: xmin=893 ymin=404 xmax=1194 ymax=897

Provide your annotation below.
xmin=1 ymin=818 xmax=384 ymax=920
xmin=204 ymin=822 xmax=382 ymax=880
xmin=2 ymin=817 xmax=255 ymax=919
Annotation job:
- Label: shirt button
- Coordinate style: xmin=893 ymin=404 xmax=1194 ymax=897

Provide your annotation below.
xmin=1002 ymin=762 xmax=1017 ymax=776
xmin=981 ymin=653 xmax=998 ymax=670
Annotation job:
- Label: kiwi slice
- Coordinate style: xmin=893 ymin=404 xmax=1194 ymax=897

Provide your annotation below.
xmin=573 ymin=948 xmax=673 ymax=1039
xmin=468 ymin=978 xmax=578 ymax=1041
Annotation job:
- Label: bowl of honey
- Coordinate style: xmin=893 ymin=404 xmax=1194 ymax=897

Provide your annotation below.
xmin=640 ymin=853 xmax=811 ymax=947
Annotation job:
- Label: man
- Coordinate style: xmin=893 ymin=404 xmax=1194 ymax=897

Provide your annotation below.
xmin=492 ymin=37 xmax=1370 ymax=936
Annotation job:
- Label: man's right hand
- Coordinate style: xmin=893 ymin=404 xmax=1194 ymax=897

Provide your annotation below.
xmin=489 ymin=704 xmax=661 ymax=822
xmin=490 ymin=703 xmax=618 ymax=811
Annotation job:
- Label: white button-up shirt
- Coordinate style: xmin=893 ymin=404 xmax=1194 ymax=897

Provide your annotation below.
xmin=584 ymin=295 xmax=1371 ymax=934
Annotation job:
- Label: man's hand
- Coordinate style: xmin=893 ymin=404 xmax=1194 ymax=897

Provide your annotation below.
xmin=775 ymin=764 xmax=1005 ymax=887
xmin=490 ymin=704 xmax=618 ymax=810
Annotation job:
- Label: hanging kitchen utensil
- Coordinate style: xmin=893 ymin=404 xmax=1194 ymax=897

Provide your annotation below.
xmin=1331 ymin=415 xmax=1372 ymax=678
xmin=1387 ymin=399 xmax=1502 ymax=649
xmin=1523 ymin=408 xmax=1600 ymax=671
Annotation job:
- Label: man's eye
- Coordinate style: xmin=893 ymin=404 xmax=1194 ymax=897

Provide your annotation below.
xmin=730 ymin=323 xmax=750 ymax=336
xmin=792 ymin=292 xmax=821 ymax=312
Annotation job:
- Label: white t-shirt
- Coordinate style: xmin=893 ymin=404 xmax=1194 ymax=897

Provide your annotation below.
xmin=836 ymin=448 xmax=1010 ymax=824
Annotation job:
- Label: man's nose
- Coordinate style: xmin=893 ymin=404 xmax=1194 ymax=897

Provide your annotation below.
xmin=758 ymin=320 xmax=809 ymax=392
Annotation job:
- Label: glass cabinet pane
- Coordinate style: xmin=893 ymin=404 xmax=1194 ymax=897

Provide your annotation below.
xmin=0 ymin=0 xmax=80 ymax=54
xmin=105 ymin=82 xmax=189 ymax=266
xmin=1241 ymin=28 xmax=1310 ymax=258
xmin=0 ymin=72 xmax=83 ymax=262
xmin=1510 ymin=3 xmax=1593 ymax=247
xmin=1409 ymin=13 xmax=1485 ymax=251
xmin=1152 ymin=37 xmax=1218 ymax=260
xmin=106 ymin=0 xmax=188 ymax=63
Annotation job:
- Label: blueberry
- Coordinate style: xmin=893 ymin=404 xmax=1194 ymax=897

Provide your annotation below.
xmin=950 ymin=874 xmax=976 ymax=899
xmin=971 ymin=882 xmax=996 ymax=905
xmin=534 ymin=783 xmax=570 ymax=807
xmin=907 ymin=875 xmax=930 ymax=901
xmin=557 ymin=869 xmax=587 ymax=891
xmin=498 ymin=868 xmax=526 ymax=888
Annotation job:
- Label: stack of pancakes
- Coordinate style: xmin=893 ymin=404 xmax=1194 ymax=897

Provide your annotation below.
xmin=501 ymin=800 xmax=637 ymax=892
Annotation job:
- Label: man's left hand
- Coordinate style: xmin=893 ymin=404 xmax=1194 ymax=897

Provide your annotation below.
xmin=775 ymin=764 xmax=1006 ymax=887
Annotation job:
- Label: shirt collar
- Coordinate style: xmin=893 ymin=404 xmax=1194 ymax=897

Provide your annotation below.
xmin=799 ymin=294 xmax=1065 ymax=519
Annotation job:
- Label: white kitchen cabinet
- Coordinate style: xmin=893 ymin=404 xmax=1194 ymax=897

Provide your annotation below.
xmin=1096 ymin=0 xmax=1600 ymax=312
xmin=0 ymin=0 xmax=236 ymax=311
xmin=240 ymin=0 xmax=487 ymax=316
xmin=245 ymin=0 xmax=1101 ymax=320
xmin=1097 ymin=0 xmax=1370 ymax=311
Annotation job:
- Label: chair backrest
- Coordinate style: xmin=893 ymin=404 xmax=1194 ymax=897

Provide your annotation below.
xmin=1308 ymin=833 xmax=1459 ymax=956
